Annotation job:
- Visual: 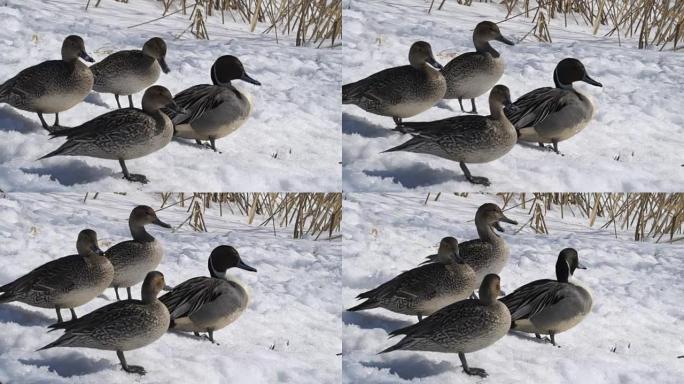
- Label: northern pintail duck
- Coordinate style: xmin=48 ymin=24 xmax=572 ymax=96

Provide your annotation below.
xmin=505 ymin=58 xmax=603 ymax=154
xmin=160 ymin=245 xmax=257 ymax=344
xmin=0 ymin=35 xmax=94 ymax=131
xmin=381 ymin=274 xmax=510 ymax=378
xmin=91 ymin=37 xmax=170 ymax=108
xmin=166 ymin=55 xmax=261 ymax=152
xmin=424 ymin=203 xmax=517 ymax=285
xmin=500 ymin=248 xmax=592 ymax=346
xmin=342 ymin=41 xmax=446 ymax=125
xmin=39 ymin=271 xmax=170 ymax=375
xmin=348 ymin=237 xmax=476 ymax=321
xmin=105 ymin=206 xmax=170 ymax=301
xmin=40 ymin=85 xmax=182 ymax=184
xmin=0 ymin=229 xmax=113 ymax=323
xmin=385 ymin=85 xmax=516 ymax=186
xmin=442 ymin=21 xmax=514 ymax=114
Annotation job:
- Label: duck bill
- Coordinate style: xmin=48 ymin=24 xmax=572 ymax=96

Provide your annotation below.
xmin=92 ymin=245 xmax=105 ymax=256
xmin=426 ymin=56 xmax=443 ymax=70
xmin=237 ymin=260 xmax=257 ymax=272
xmin=152 ymin=217 xmax=172 ymax=229
xmin=166 ymin=100 xmax=187 ymax=115
xmin=496 ymin=34 xmax=515 ymax=46
xmin=80 ymin=51 xmax=95 ymax=63
xmin=159 ymin=58 xmax=171 ymax=74
xmin=241 ymin=72 xmax=262 ymax=86
xmin=576 ymin=261 xmax=588 ymax=270
xmin=494 ymin=215 xmax=518 ymax=232
xmin=582 ymin=74 xmax=602 ymax=87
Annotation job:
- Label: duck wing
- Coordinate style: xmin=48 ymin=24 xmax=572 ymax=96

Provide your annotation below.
xmin=499 ymin=279 xmax=565 ymax=321
xmin=159 ymin=276 xmax=225 ymax=319
xmin=343 ymin=66 xmax=414 ymax=105
xmin=165 ymin=84 xmax=234 ymax=125
xmin=504 ymin=87 xmax=569 ymax=129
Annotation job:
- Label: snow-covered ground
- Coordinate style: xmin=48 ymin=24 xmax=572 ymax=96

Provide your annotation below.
xmin=342 ymin=193 xmax=684 ymax=383
xmin=0 ymin=193 xmax=341 ymax=383
xmin=342 ymin=0 xmax=684 ymax=191
xmin=0 ymin=0 xmax=341 ymax=192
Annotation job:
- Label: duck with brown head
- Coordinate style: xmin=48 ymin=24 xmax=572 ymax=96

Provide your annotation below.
xmin=40 ymin=85 xmax=184 ymax=184
xmin=505 ymin=58 xmax=603 ymax=154
xmin=40 ymin=271 xmax=170 ymax=375
xmin=343 ymin=41 xmax=446 ymax=125
xmin=381 ymin=274 xmax=511 ymax=378
xmin=91 ymin=37 xmax=171 ymax=108
xmin=0 ymin=35 xmax=94 ymax=131
xmin=105 ymin=206 xmax=171 ymax=301
xmin=0 ymin=229 xmax=113 ymax=323
xmin=167 ymin=55 xmax=261 ymax=153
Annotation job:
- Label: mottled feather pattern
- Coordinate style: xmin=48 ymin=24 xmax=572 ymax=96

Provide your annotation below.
xmin=504 ymin=87 xmax=570 ymax=128
xmin=91 ymin=51 xmax=157 ymax=92
xmin=442 ymin=53 xmax=503 ymax=99
xmin=500 ymin=280 xmax=569 ymax=321
xmin=159 ymin=276 xmax=226 ymax=319
xmin=165 ymin=84 xmax=241 ymax=125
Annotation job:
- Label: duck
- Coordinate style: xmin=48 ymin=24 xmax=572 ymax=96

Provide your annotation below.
xmin=422 ymin=203 xmax=517 ymax=285
xmin=384 ymin=85 xmax=516 ymax=186
xmin=39 ymin=271 xmax=170 ymax=376
xmin=441 ymin=21 xmax=514 ymax=114
xmin=342 ymin=41 xmax=446 ymax=125
xmin=91 ymin=37 xmax=170 ymax=109
xmin=504 ymin=58 xmax=603 ymax=154
xmin=380 ymin=274 xmax=510 ymax=378
xmin=0 ymin=35 xmax=94 ymax=131
xmin=159 ymin=245 xmax=257 ymax=344
xmin=500 ymin=248 xmax=592 ymax=347
xmin=0 ymin=229 xmax=113 ymax=323
xmin=39 ymin=85 xmax=182 ymax=184
xmin=348 ymin=237 xmax=477 ymax=321
xmin=166 ymin=55 xmax=261 ymax=152
xmin=105 ymin=205 xmax=171 ymax=301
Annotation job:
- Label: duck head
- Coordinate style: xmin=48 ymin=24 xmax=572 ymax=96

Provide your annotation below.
xmin=210 ymin=55 xmax=261 ymax=86
xmin=76 ymin=229 xmax=104 ymax=258
xmin=556 ymin=248 xmax=586 ymax=283
xmin=479 ymin=273 xmax=502 ymax=305
xmin=208 ymin=245 xmax=257 ymax=279
xmin=143 ymin=37 xmax=170 ymax=74
xmin=141 ymin=85 xmax=183 ymax=114
xmin=474 ymin=21 xmax=514 ymax=50
xmin=129 ymin=205 xmax=171 ymax=229
xmin=437 ymin=236 xmax=465 ymax=264
xmin=62 ymin=35 xmax=94 ymax=63
xmin=475 ymin=203 xmax=518 ymax=233
xmin=142 ymin=271 xmax=166 ymax=303
xmin=553 ymin=58 xmax=602 ymax=89
xmin=408 ymin=41 xmax=442 ymax=70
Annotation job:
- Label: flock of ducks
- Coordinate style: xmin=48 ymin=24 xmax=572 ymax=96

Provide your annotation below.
xmin=343 ymin=20 xmax=603 ymax=186
xmin=0 ymin=35 xmax=261 ymax=183
xmin=0 ymin=206 xmax=257 ymax=375
xmin=348 ymin=203 xmax=594 ymax=377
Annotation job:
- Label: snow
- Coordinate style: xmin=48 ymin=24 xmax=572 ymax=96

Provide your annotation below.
xmin=0 ymin=193 xmax=341 ymax=383
xmin=0 ymin=0 xmax=341 ymax=192
xmin=342 ymin=192 xmax=684 ymax=383
xmin=342 ymin=0 xmax=684 ymax=191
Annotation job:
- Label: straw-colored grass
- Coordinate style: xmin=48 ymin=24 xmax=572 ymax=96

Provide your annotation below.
xmin=426 ymin=193 xmax=683 ymax=243
xmin=89 ymin=0 xmax=341 ymax=47
xmin=428 ymin=0 xmax=684 ymax=51
xmin=155 ymin=193 xmax=341 ymax=240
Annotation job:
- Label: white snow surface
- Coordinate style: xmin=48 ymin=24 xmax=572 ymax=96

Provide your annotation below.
xmin=0 ymin=0 xmax=341 ymax=192
xmin=0 ymin=193 xmax=341 ymax=383
xmin=342 ymin=0 xmax=684 ymax=191
xmin=342 ymin=192 xmax=684 ymax=383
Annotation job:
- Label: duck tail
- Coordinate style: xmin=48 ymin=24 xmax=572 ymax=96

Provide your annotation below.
xmin=36 ymin=335 xmax=68 ymax=351
xmin=378 ymin=338 xmax=411 ymax=354
xmin=342 ymin=82 xmax=361 ymax=104
xmin=382 ymin=137 xmax=423 ymax=154
xmin=0 ymin=291 xmax=15 ymax=304
xmin=346 ymin=299 xmax=378 ymax=312
xmin=39 ymin=141 xmax=77 ymax=160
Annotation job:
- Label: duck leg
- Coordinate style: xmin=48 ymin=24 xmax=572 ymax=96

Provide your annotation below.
xmin=37 ymin=113 xmax=51 ymax=131
xmin=69 ymin=308 xmax=78 ymax=320
xmin=53 ymin=113 xmax=61 ymax=128
xmin=195 ymin=139 xmax=203 ymax=146
xmin=459 ymin=162 xmax=491 ymax=186
xmin=118 ymin=159 xmax=149 ymax=184
xmin=117 ymin=350 xmax=146 ymax=375
xmin=458 ymin=352 xmax=487 ymax=377
xmin=194 ymin=331 xmax=201 ymax=337
xmin=128 ymin=95 xmax=134 ymax=108
xmin=114 ymin=94 xmax=122 ymax=109
xmin=469 ymin=291 xmax=478 ymax=300
xmin=203 ymin=329 xmax=219 ymax=345
xmin=55 ymin=307 xmax=63 ymax=323
xmin=114 ymin=287 xmax=121 ymax=301
xmin=469 ymin=98 xmax=477 ymax=114
xmin=457 ymin=98 xmax=466 ymax=113
xmin=392 ymin=116 xmax=403 ymax=126
xmin=126 ymin=286 xmax=132 ymax=300
xmin=550 ymin=331 xmax=559 ymax=347
xmin=417 ymin=314 xmax=423 ymax=322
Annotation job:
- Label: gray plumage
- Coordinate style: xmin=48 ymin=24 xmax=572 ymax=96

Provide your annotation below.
xmin=441 ymin=21 xmax=514 ymax=114
xmin=166 ymin=55 xmax=261 ymax=152
xmin=500 ymin=248 xmax=592 ymax=346
xmin=160 ymin=245 xmax=257 ymax=343
xmin=386 ymin=85 xmax=516 ymax=186
xmin=106 ymin=206 xmax=171 ymax=301
xmin=422 ymin=203 xmax=517 ymax=285
xmin=381 ymin=274 xmax=510 ymax=378
xmin=348 ymin=237 xmax=477 ymax=320
xmin=504 ymin=58 xmax=602 ymax=154
xmin=40 ymin=85 xmax=180 ymax=184
xmin=342 ymin=41 xmax=446 ymax=124
xmin=91 ymin=37 xmax=170 ymax=109
xmin=0 ymin=35 xmax=94 ymax=130
xmin=0 ymin=229 xmax=112 ymax=323
xmin=39 ymin=271 xmax=170 ymax=376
